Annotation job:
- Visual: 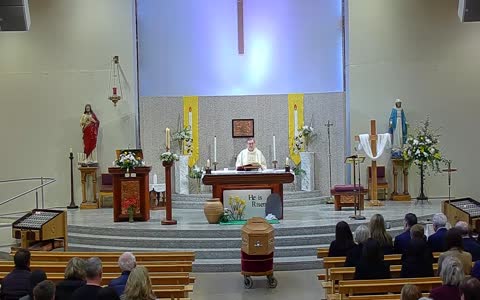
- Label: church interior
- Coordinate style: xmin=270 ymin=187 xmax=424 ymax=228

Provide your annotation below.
xmin=1 ymin=0 xmax=480 ymax=299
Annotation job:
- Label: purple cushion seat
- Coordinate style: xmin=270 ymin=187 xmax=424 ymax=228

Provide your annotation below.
xmin=331 ymin=184 xmax=365 ymax=193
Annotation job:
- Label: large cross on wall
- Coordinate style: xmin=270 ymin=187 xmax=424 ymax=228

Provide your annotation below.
xmin=237 ymin=0 xmax=244 ymax=54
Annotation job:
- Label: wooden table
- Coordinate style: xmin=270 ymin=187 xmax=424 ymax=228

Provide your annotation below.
xmin=391 ymin=158 xmax=411 ymax=201
xmin=202 ymin=171 xmax=294 ymax=219
xmin=78 ymin=166 xmax=98 ymax=209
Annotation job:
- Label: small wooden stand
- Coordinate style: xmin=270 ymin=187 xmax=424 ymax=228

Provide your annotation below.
xmin=162 ymin=161 xmax=177 ymax=225
xmin=78 ymin=166 xmax=98 ymax=209
xmin=391 ymin=158 xmax=411 ymax=201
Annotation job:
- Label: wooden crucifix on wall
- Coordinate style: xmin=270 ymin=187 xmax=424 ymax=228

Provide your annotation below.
xmin=355 ymin=120 xmax=384 ymax=206
xmin=237 ymin=0 xmax=244 ymax=54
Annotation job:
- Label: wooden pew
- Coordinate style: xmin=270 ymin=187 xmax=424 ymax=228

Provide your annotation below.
xmin=23 ymin=251 xmax=196 ymax=262
xmin=0 ymin=272 xmax=194 ymax=285
xmin=0 ymin=261 xmax=193 ymax=273
xmin=317 ymin=248 xmax=329 ymax=258
xmin=337 ymin=277 xmax=442 ymax=300
xmin=348 ymin=293 xmax=429 ymax=300
xmin=152 ymin=285 xmax=194 ymax=298
xmin=323 ymin=253 xmax=440 ymax=269
xmin=326 ymin=264 xmax=439 ymax=294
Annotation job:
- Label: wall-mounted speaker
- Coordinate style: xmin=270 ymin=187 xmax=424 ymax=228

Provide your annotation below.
xmin=459 ymin=0 xmax=480 ymax=22
xmin=0 ymin=0 xmax=30 ymax=31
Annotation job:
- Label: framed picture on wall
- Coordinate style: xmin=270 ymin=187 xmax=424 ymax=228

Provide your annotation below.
xmin=232 ymin=119 xmax=254 ymax=138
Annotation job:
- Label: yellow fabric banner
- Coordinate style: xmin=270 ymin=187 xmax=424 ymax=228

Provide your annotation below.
xmin=183 ymin=96 xmax=199 ymax=167
xmin=288 ymin=94 xmax=304 ymax=165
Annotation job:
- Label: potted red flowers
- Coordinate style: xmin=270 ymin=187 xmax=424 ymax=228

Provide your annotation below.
xmin=122 ymin=197 xmax=137 ymax=222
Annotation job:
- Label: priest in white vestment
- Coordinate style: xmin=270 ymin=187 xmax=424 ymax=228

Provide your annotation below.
xmin=236 ymin=138 xmax=267 ymax=170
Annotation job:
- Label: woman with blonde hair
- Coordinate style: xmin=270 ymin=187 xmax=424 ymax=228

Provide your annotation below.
xmin=400 ymin=284 xmax=422 ymax=300
xmin=121 ymin=266 xmax=156 ymax=300
xmin=369 ymin=214 xmax=394 ymax=254
xmin=55 ymin=257 xmax=86 ymax=300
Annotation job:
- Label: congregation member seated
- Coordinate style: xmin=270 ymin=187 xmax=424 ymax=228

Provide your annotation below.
xmin=328 ymin=221 xmax=355 ymax=257
xmin=120 ymin=266 xmax=156 ymax=300
xmin=459 ymin=277 xmax=480 ymax=300
xmin=32 ymin=281 xmax=56 ymax=300
xmin=473 ymin=261 xmax=480 ymax=279
xmin=55 ymin=257 xmax=86 ymax=300
xmin=428 ymin=213 xmax=448 ymax=252
xmin=401 ymin=224 xmax=434 ymax=278
xmin=19 ymin=270 xmax=47 ymax=300
xmin=455 ymin=221 xmax=480 ymax=261
xmin=369 ymin=214 xmax=394 ymax=255
xmin=70 ymin=257 xmax=103 ymax=300
xmin=109 ymin=252 xmax=136 ymax=296
xmin=394 ymin=213 xmax=417 ymax=254
xmin=400 ymin=284 xmax=422 ymax=300
xmin=429 ymin=256 xmax=464 ymax=300
xmin=438 ymin=228 xmax=472 ymax=275
xmin=354 ymin=238 xmax=391 ymax=280
xmin=97 ymin=287 xmax=121 ymax=300
xmin=345 ymin=225 xmax=370 ymax=267
xmin=0 ymin=249 xmax=31 ymax=300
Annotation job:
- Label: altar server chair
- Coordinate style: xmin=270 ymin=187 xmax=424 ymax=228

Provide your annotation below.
xmin=367 ymin=166 xmax=389 ymax=200
xmin=99 ymin=173 xmax=114 ymax=207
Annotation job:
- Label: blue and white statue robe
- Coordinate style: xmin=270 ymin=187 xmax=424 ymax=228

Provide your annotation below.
xmin=389 ymin=108 xmax=407 ymax=151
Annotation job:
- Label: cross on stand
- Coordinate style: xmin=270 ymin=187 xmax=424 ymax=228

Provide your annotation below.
xmin=355 ymin=120 xmax=383 ymax=207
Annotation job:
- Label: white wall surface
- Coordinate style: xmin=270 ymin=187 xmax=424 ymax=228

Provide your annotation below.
xmin=0 ymin=0 xmax=137 ymax=216
xmin=348 ymin=0 xmax=480 ymax=199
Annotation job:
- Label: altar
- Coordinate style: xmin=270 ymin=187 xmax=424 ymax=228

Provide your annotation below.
xmin=202 ymin=170 xmax=294 ymax=219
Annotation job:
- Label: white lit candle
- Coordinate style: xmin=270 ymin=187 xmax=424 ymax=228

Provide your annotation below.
xmin=206 ymin=159 xmax=211 ymax=168
xmin=69 ymin=147 xmax=73 ymax=154
xmin=213 ymin=136 xmax=217 ymax=162
xmin=272 ymin=135 xmax=276 ymax=161
xmin=166 ymin=128 xmax=171 ymax=150
xmin=286 ymin=157 xmax=289 ymax=166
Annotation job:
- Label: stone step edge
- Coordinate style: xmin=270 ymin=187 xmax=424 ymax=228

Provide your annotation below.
xmin=68 ymin=230 xmax=377 ymax=241
xmin=67 ymin=243 xmax=331 ymax=252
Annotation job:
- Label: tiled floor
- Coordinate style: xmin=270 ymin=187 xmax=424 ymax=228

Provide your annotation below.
xmin=192 ymin=270 xmax=324 ymax=300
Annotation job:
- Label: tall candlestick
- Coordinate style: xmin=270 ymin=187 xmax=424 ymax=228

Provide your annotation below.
xmin=166 ymin=128 xmax=171 ymax=150
xmin=272 ymin=135 xmax=276 ymax=161
xmin=214 ymin=136 xmax=217 ymax=162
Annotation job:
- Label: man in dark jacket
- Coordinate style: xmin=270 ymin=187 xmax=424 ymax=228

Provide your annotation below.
xmin=108 ymin=252 xmax=136 ymax=295
xmin=456 ymin=221 xmax=480 ymax=261
xmin=0 ymin=249 xmax=31 ymax=300
xmin=394 ymin=213 xmax=417 ymax=254
xmin=70 ymin=257 xmax=102 ymax=300
xmin=427 ymin=213 xmax=448 ymax=252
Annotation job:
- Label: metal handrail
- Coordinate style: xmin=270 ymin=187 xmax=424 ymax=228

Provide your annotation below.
xmin=0 ymin=177 xmax=56 ymax=209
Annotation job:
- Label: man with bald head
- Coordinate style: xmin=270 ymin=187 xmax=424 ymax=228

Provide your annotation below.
xmin=455 ymin=221 xmax=480 ymax=261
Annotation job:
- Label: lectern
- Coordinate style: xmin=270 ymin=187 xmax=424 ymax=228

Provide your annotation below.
xmin=108 ymin=166 xmax=151 ymax=222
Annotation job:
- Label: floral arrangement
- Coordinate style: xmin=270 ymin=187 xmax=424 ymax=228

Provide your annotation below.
xmin=223 ymin=196 xmax=246 ymax=221
xmin=402 ymin=117 xmax=444 ymax=173
xmin=188 ymin=165 xmax=203 ymax=179
xmin=294 ymin=125 xmax=315 ymax=153
xmin=122 ymin=196 xmax=137 ymax=215
xmin=172 ymin=126 xmax=193 ymax=155
xmin=160 ymin=151 xmax=179 ymax=163
xmin=115 ymin=151 xmax=145 ymax=170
